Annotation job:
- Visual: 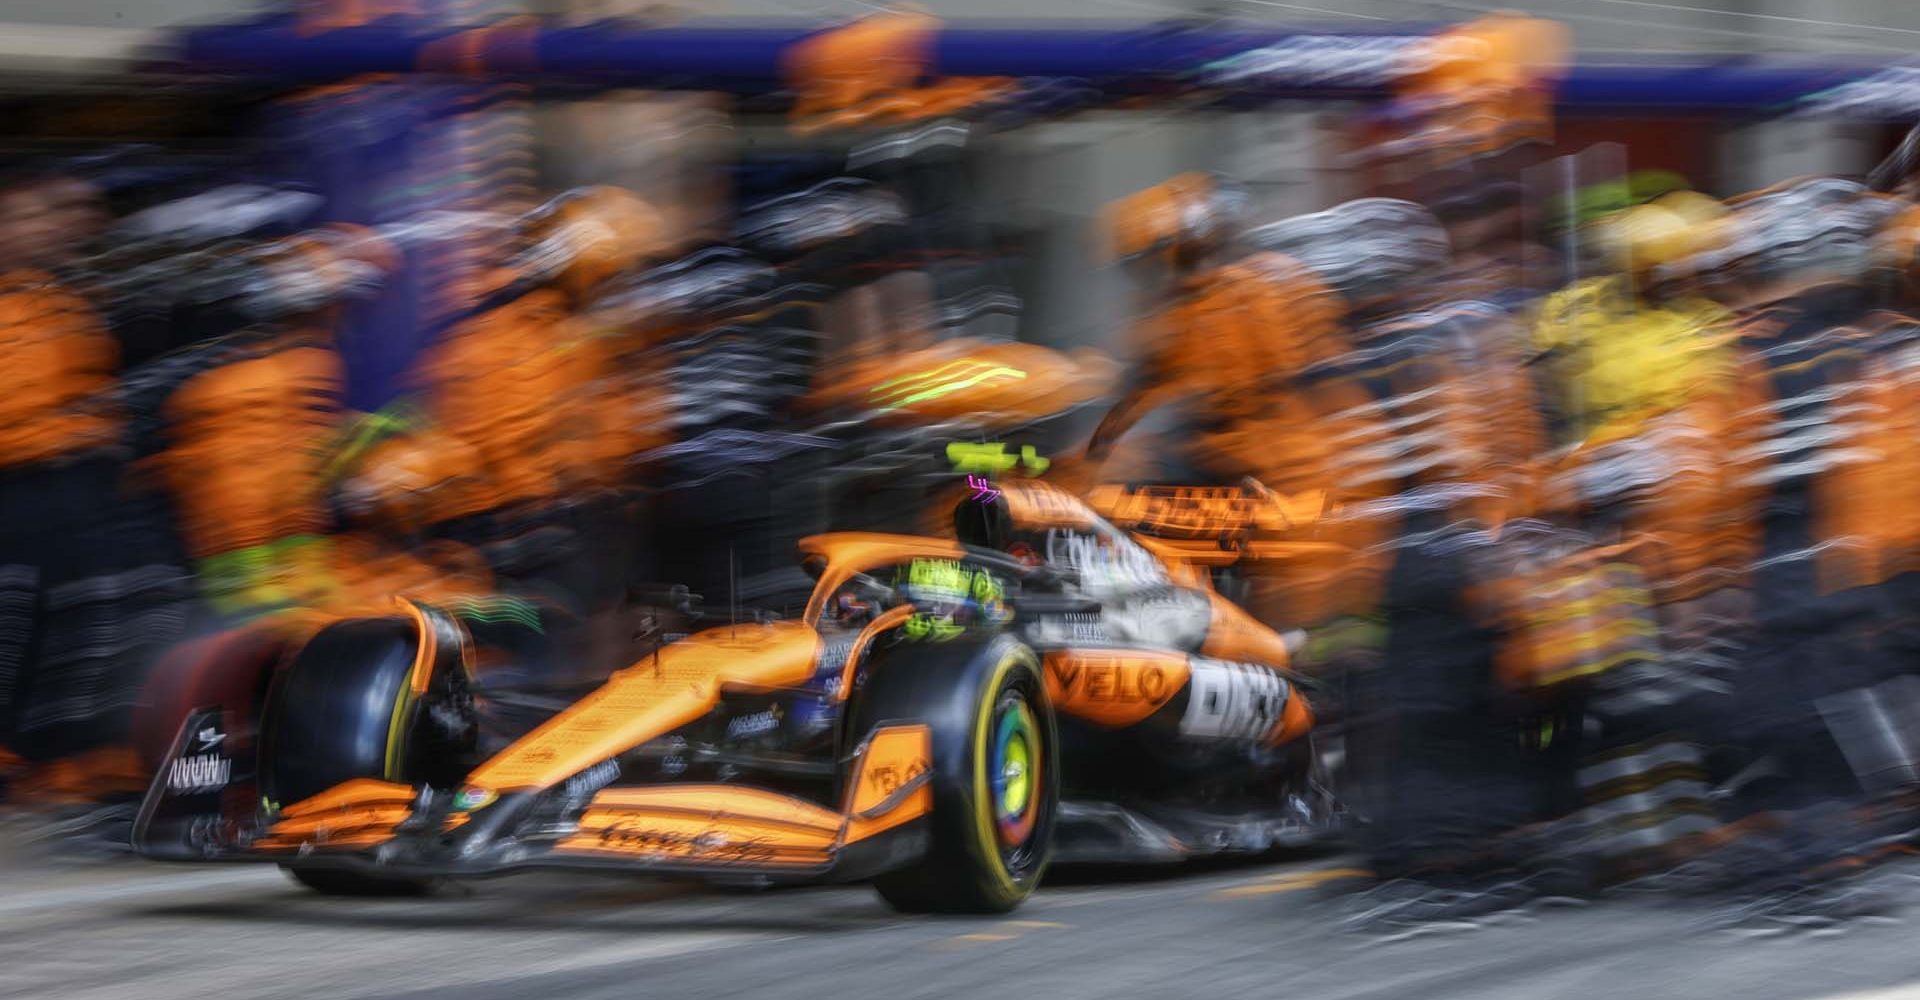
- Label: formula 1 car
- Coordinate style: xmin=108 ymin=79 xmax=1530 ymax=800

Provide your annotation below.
xmin=134 ymin=479 xmax=1333 ymax=913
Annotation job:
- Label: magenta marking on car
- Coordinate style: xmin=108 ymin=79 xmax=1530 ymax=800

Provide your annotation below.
xmin=967 ymin=474 xmax=1001 ymax=503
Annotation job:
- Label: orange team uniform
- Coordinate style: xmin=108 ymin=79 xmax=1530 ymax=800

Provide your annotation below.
xmin=0 ymin=274 xmax=123 ymax=469
xmin=415 ymin=289 xmax=667 ymax=513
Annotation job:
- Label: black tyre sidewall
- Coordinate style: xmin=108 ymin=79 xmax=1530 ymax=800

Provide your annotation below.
xmin=260 ymin=616 xmax=421 ymax=808
xmin=263 ymin=615 xmax=446 ymax=897
xmin=854 ymin=632 xmax=1057 ymax=913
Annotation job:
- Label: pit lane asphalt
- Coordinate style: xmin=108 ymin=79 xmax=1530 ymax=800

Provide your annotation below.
xmin=6 ymin=848 xmax=1920 ymax=1000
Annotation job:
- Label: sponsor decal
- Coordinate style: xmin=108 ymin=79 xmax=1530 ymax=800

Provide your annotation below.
xmin=167 ymin=713 xmax=231 ymax=795
xmin=849 ymin=726 xmax=934 ymax=820
xmin=815 ymin=636 xmax=858 ymax=679
xmin=593 ymin=821 xmax=779 ymax=863
xmin=1046 ymin=529 xmax=1167 ymax=594
xmin=1181 ymin=659 xmax=1288 ymax=741
xmin=1049 ymin=656 xmax=1175 ymax=704
xmin=452 ymin=785 xmax=497 ymax=811
xmin=1090 ymin=484 xmax=1325 ymax=538
xmin=1043 ymin=651 xmax=1189 ymax=727
xmin=724 ymin=706 xmax=783 ymax=740
xmin=865 ymin=757 xmax=930 ymax=798
xmin=168 ymin=753 xmax=230 ymax=794
xmin=564 ymin=760 xmax=621 ymax=800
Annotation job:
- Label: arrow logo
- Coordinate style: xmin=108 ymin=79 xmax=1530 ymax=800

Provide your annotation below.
xmin=967 ymin=474 xmax=1001 ymax=504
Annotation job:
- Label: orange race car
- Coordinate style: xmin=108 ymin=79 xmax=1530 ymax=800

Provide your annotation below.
xmin=134 ymin=479 xmax=1332 ymax=913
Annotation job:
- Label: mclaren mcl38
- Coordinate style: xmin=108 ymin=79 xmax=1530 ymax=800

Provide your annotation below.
xmin=135 ymin=480 xmax=1336 ymax=913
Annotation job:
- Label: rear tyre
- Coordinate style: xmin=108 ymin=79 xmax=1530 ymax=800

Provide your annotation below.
xmin=859 ymin=635 xmax=1056 ymax=914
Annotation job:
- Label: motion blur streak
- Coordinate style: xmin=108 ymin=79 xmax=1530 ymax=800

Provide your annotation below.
xmin=11 ymin=3 xmax=1920 ymax=999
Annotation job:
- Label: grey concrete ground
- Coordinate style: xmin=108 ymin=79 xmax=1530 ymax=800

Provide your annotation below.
xmin=5 ymin=847 xmax=1920 ymax=1000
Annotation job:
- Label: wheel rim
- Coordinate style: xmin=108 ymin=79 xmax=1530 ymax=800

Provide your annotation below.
xmin=989 ymin=693 xmax=1042 ymax=857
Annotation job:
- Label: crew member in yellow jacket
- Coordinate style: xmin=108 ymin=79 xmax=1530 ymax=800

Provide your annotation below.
xmin=1528 ymin=194 xmax=1756 ymax=684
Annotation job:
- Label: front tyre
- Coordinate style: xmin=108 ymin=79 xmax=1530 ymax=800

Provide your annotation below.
xmin=263 ymin=609 xmax=473 ymax=898
xmin=862 ymin=637 xmax=1056 ymax=914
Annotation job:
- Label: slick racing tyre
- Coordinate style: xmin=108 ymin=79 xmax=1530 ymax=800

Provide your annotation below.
xmin=261 ymin=607 xmax=475 ymax=897
xmin=854 ymin=634 xmax=1057 ymax=914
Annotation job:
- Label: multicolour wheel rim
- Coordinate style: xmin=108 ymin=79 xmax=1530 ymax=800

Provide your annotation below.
xmin=989 ymin=694 xmax=1041 ymax=852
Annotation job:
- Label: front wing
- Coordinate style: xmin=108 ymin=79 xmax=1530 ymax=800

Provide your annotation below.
xmin=134 ymin=707 xmax=933 ymax=884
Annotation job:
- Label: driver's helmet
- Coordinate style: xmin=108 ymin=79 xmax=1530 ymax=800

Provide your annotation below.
xmin=890 ymin=556 xmax=1013 ymax=639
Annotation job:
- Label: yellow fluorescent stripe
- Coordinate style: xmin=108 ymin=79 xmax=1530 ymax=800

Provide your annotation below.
xmin=871 ymin=369 xmax=998 ymax=406
xmin=1006 ymin=920 xmax=1070 ymax=929
xmin=870 ymin=359 xmax=1028 ymax=405
xmin=383 ymin=672 xmax=417 ymax=781
xmin=884 ymin=368 xmax=1027 ymax=409
xmin=871 ymin=358 xmax=994 ymax=394
xmin=950 ymin=932 xmax=1017 ymax=943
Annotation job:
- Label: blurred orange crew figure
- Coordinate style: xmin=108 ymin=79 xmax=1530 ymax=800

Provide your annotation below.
xmin=0 ymin=171 xmax=191 ymax=805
